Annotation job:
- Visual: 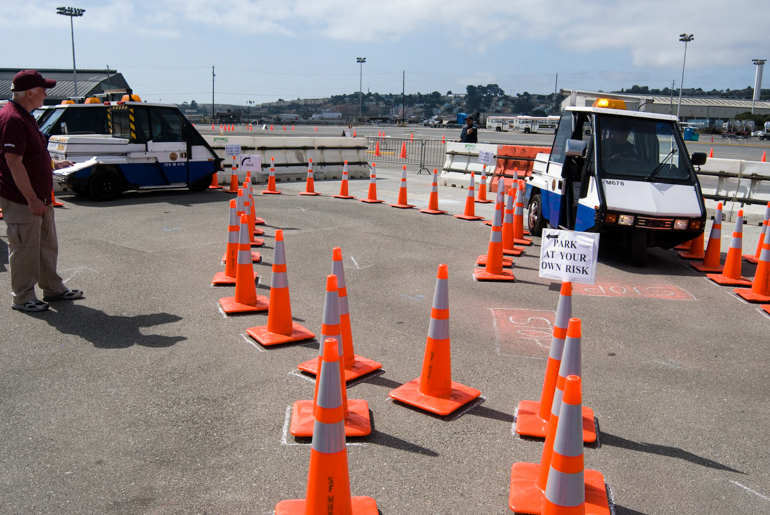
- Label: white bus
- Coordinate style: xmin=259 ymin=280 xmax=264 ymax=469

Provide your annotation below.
xmin=512 ymin=115 xmax=560 ymax=134
xmin=486 ymin=116 xmax=518 ymax=132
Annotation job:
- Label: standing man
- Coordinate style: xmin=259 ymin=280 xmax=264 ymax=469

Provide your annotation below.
xmin=460 ymin=116 xmax=478 ymax=143
xmin=0 ymin=70 xmax=83 ymax=312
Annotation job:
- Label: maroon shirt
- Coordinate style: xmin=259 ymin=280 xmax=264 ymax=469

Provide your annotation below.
xmin=0 ymin=100 xmax=53 ymax=205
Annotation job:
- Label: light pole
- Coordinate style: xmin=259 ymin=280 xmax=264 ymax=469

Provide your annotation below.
xmin=752 ymin=59 xmax=766 ymax=114
xmin=57 ymin=6 xmax=86 ymax=98
xmin=677 ymin=33 xmax=693 ymax=120
xmin=357 ymin=57 xmax=366 ymax=121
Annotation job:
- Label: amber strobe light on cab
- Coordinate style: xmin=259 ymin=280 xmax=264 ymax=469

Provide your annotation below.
xmin=592 ymin=98 xmax=627 ymax=110
xmin=606 ymin=213 xmax=618 ymax=224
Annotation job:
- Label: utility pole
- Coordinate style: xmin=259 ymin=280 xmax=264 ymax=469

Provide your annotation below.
xmin=212 ymin=66 xmax=215 ymax=124
xmin=677 ymin=33 xmax=694 ymax=120
xmin=402 ymin=71 xmax=405 ymax=125
xmin=752 ymin=59 xmax=766 ymax=114
xmin=356 ymin=57 xmax=366 ymax=122
xmin=669 ymin=80 xmax=675 ymax=114
xmin=56 ymin=6 xmax=86 ymax=97
xmin=106 ymin=64 xmax=111 ymax=91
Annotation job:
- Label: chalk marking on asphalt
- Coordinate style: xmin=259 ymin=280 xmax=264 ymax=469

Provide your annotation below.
xmin=401 ymin=294 xmax=425 ymax=302
xmin=241 ymin=334 xmax=265 ymax=352
xmin=60 ymin=266 xmax=98 ymax=284
xmin=163 ymin=227 xmax=179 ymax=231
xmin=729 ymin=291 xmax=753 ymax=305
xmin=511 ymin=406 xmax=518 ymax=435
xmin=444 ymin=395 xmax=486 ymax=421
xmin=289 ymin=369 xmax=316 ymax=384
xmin=758 ymin=308 xmax=770 ymax=320
xmin=217 ymin=305 xmax=227 ymax=318
xmin=653 ymin=359 xmax=682 ymax=369
xmin=348 ymin=256 xmax=372 ymax=270
xmin=730 ymin=481 xmax=770 ymax=501
xmin=490 ymin=307 xmax=553 ymax=359
xmin=280 ymin=405 xmax=365 ymax=447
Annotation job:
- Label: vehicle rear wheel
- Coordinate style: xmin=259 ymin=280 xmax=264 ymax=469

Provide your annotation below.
xmin=629 ymin=231 xmax=648 ymax=267
xmin=527 ymin=193 xmax=546 ymax=236
xmin=188 ymin=174 xmax=213 ymax=191
xmin=89 ymin=169 xmax=123 ymax=201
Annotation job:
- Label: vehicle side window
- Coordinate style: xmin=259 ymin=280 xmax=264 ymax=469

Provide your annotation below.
xmin=62 ymin=108 xmax=108 ymax=135
xmin=150 ymin=109 xmax=184 ymax=143
xmin=132 ymin=107 xmax=151 ymax=143
xmin=549 ymin=113 xmax=574 ymax=165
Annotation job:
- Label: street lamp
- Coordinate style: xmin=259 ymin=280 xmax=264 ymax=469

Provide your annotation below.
xmin=752 ymin=59 xmax=766 ymax=114
xmin=357 ymin=57 xmax=366 ymax=121
xmin=57 ymin=6 xmax=86 ymax=97
xmin=677 ymin=33 xmax=693 ymax=120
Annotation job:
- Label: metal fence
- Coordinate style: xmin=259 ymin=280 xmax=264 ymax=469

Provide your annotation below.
xmin=365 ymin=137 xmax=447 ymax=174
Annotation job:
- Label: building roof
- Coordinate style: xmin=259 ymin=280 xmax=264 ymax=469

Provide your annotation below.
xmin=643 ymin=96 xmax=770 ymax=109
xmin=0 ymin=68 xmax=130 ymax=104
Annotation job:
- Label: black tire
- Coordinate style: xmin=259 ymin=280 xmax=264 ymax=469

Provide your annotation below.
xmin=188 ymin=174 xmax=213 ymax=192
xmin=527 ymin=193 xmax=546 ymax=236
xmin=629 ymin=231 xmax=648 ymax=267
xmin=70 ymin=185 xmax=88 ymax=196
xmin=88 ymin=169 xmax=123 ymax=201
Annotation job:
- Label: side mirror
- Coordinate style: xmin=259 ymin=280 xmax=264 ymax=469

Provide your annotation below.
xmin=691 ymin=152 xmax=707 ymax=166
xmin=565 ymin=139 xmax=587 ymax=158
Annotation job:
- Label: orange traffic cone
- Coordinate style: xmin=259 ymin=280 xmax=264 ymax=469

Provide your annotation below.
xmin=674 ymin=238 xmax=693 ymax=251
xmin=211 ymin=123 xmax=215 ymax=131
xmin=744 ymin=203 xmax=770 ymax=264
xmin=762 ymin=151 xmax=767 ymax=162
xmin=213 ymin=200 xmax=259 ymax=285
xmin=374 ymin=140 xmax=381 ymax=157
xmin=333 ymin=161 xmax=356 ymax=199
xmin=476 ymin=188 xmax=514 ymax=267
xmin=291 ymin=125 xmax=294 ymax=131
xmin=399 ymin=141 xmax=407 ymax=159
xmin=359 ymin=163 xmax=384 ymax=204
xmin=314 ymin=126 xmax=318 ymax=131
xmin=298 ymin=248 xmax=382 ymax=382
xmin=474 ymin=191 xmax=515 ymax=281
xmin=283 ymin=125 xmax=286 ymax=131
xmin=735 ymin=221 xmax=770 ymax=302
xmin=242 ymin=181 xmax=265 ymax=245
xmin=475 ymin=165 xmax=492 ymax=204
xmin=502 ymin=187 xmax=524 ymax=256
xmin=243 ymin=175 xmax=265 ymax=226
xmin=353 ymin=129 xmax=356 ymax=137
xmin=390 ymin=165 xmax=414 ymax=208
xmin=208 ymin=172 xmax=224 ymax=190
xmin=708 ymin=210 xmax=752 ymax=286
xmin=227 ymin=156 xmax=239 ymax=193
xmin=454 ymin=172 xmax=484 ymax=221
xmin=298 ymin=159 xmax=321 ymax=196
xmin=51 ymin=190 xmax=64 ymax=207
xmin=516 ymin=282 xmax=574 ymax=438
xmin=246 ymin=230 xmax=315 ymax=345
xmin=678 ymin=230 xmax=705 ymax=259
xmin=709 ymin=148 xmax=714 ymax=158
xmin=270 ymin=124 xmax=273 ymax=131
xmin=513 ymin=181 xmax=533 ymax=245
xmin=419 ymin=169 xmax=447 ymax=215
xmin=262 ymin=156 xmax=281 ymax=194
xmin=441 ymin=134 xmax=445 ymax=144
xmin=691 ymin=203 xmax=724 ymax=273
xmin=389 ymin=264 xmax=481 ymax=415
xmin=410 ymin=132 xmax=414 ymax=141
xmin=510 ymin=319 xmax=607 ymax=515
xmin=218 ymin=214 xmax=268 ymax=314
xmin=276 ymin=339 xmax=378 ymax=515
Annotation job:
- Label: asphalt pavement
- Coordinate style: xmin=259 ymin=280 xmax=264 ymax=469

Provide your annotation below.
xmin=1 ymin=164 xmax=769 ymax=514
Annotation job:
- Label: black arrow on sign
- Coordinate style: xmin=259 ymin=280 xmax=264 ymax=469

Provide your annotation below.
xmin=546 ymin=233 xmax=559 ymax=240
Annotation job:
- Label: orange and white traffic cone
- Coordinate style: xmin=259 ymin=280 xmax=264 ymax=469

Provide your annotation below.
xmin=454 ymin=172 xmax=484 ymax=220
xmin=744 ymin=203 xmax=770 ymax=264
xmin=314 ymin=126 xmax=317 ymax=132
xmin=298 ymin=248 xmax=382 ymax=382
xmin=243 ymin=175 xmax=265 ymax=226
xmin=226 ymin=156 xmax=239 ymax=193
xmin=441 ymin=134 xmax=445 ymax=144
xmin=283 ymin=125 xmax=286 ymax=131
xmin=510 ymin=319 xmax=607 ymax=515
xmin=291 ymin=125 xmax=294 ymax=131
xmin=513 ymin=181 xmax=533 ymax=245
xmin=735 ymin=221 xmax=770 ymax=302
xmin=390 ymin=165 xmax=415 ymax=208
xmin=333 ymin=161 xmax=356 ymax=199
xmin=213 ymin=200 xmax=259 ymax=285
xmin=474 ymin=191 xmax=515 ymax=281
xmin=389 ymin=264 xmax=481 ymax=415
xmin=399 ymin=141 xmax=407 ymax=159
xmin=708 ymin=210 xmax=752 ymax=286
xmin=246 ymin=230 xmax=315 ymax=345
xmin=674 ymin=238 xmax=693 ymax=251
xmin=374 ymin=140 xmax=381 ymax=157
xmin=691 ymin=202 xmax=724 ymax=273
xmin=291 ymin=278 xmax=372 ymax=437
xmin=353 ymin=129 xmax=356 ymax=138
xmin=218 ymin=214 xmax=268 ymax=314
xmin=242 ymin=182 xmax=265 ymax=246
xmin=298 ymin=159 xmax=321 ymax=196
xmin=262 ymin=156 xmax=281 ymax=195
xmin=276 ymin=339 xmax=378 ymax=515
xmin=211 ymin=123 xmax=215 ymax=131
xmin=419 ymin=169 xmax=447 ymax=215
xmin=270 ymin=125 xmax=273 ymax=131
xmin=502 ymin=187 xmax=524 ymax=256
xmin=477 ymin=189 xmax=515 ymax=267
xmin=678 ymin=231 xmax=705 ymax=259
xmin=359 ymin=163 xmax=384 ymax=204
xmin=51 ymin=190 xmax=64 ymax=207
xmin=475 ymin=165 xmax=492 ymax=204
xmin=208 ymin=172 xmax=224 ymax=190
xmin=410 ymin=132 xmax=414 ymax=141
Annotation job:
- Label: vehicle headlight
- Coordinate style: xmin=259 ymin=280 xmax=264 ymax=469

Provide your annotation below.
xmin=618 ymin=214 xmax=635 ymax=226
xmin=674 ymin=219 xmax=689 ymax=230
xmin=606 ymin=213 xmax=618 ymax=223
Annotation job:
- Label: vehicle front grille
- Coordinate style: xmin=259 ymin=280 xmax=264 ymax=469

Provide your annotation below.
xmin=636 ymin=217 xmax=674 ymax=230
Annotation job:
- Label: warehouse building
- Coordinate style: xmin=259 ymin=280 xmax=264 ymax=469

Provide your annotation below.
xmin=0 ymin=68 xmax=131 ymax=105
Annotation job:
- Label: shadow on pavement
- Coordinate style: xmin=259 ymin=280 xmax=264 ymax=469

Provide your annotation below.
xmin=600 ymin=432 xmax=744 ymax=474
xmin=45 ymin=303 xmax=186 ymax=349
xmin=0 ymin=237 xmax=7 ymax=272
xmin=614 ymin=506 xmax=649 ymax=515
xmin=59 ymin=189 xmax=230 ymax=209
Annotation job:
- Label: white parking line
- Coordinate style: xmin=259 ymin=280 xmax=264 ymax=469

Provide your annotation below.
xmin=730 ymin=481 xmax=770 ymax=502
xmin=242 ymin=334 xmax=265 ymax=352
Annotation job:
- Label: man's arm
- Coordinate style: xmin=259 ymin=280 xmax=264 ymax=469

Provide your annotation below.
xmin=5 ymin=153 xmax=46 ymax=216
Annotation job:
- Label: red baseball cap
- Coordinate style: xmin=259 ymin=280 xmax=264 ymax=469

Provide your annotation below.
xmin=11 ymin=70 xmax=57 ymax=92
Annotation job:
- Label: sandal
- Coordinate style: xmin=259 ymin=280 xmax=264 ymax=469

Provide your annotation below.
xmin=43 ymin=289 xmax=84 ymax=302
xmin=12 ymin=299 xmax=50 ymax=312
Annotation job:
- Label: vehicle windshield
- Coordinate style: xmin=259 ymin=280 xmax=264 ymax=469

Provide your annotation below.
xmin=597 ymin=115 xmax=692 ymax=183
xmin=38 ymin=109 xmax=65 ymax=136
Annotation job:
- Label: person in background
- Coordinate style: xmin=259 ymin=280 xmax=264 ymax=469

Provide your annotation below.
xmin=460 ymin=116 xmax=477 ymax=143
xmin=0 ymin=70 xmax=83 ymax=312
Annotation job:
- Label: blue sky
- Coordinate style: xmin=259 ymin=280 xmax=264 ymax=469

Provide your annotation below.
xmin=3 ymin=0 xmax=766 ymax=105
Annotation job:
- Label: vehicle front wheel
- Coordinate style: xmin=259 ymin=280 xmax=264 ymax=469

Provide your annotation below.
xmin=629 ymin=231 xmax=648 ymax=267
xmin=527 ymin=193 xmax=546 ymax=236
xmin=188 ymin=174 xmax=213 ymax=191
xmin=88 ymin=169 xmax=123 ymax=201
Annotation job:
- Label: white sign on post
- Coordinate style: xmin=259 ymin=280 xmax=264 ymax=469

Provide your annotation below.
xmin=239 ymin=154 xmax=261 ymax=173
xmin=539 ymin=229 xmax=599 ymax=285
xmin=225 ymin=144 xmax=241 ymax=157
xmin=478 ymin=150 xmax=496 ymax=166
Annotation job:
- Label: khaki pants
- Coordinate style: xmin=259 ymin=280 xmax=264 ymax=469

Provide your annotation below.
xmin=0 ymin=197 xmax=66 ymax=305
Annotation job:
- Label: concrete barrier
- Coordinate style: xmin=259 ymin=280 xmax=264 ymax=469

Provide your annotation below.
xmin=440 ymin=142 xmax=499 ymax=189
xmin=698 ymin=158 xmax=770 ymax=223
xmin=203 ymin=136 xmax=369 ymax=184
